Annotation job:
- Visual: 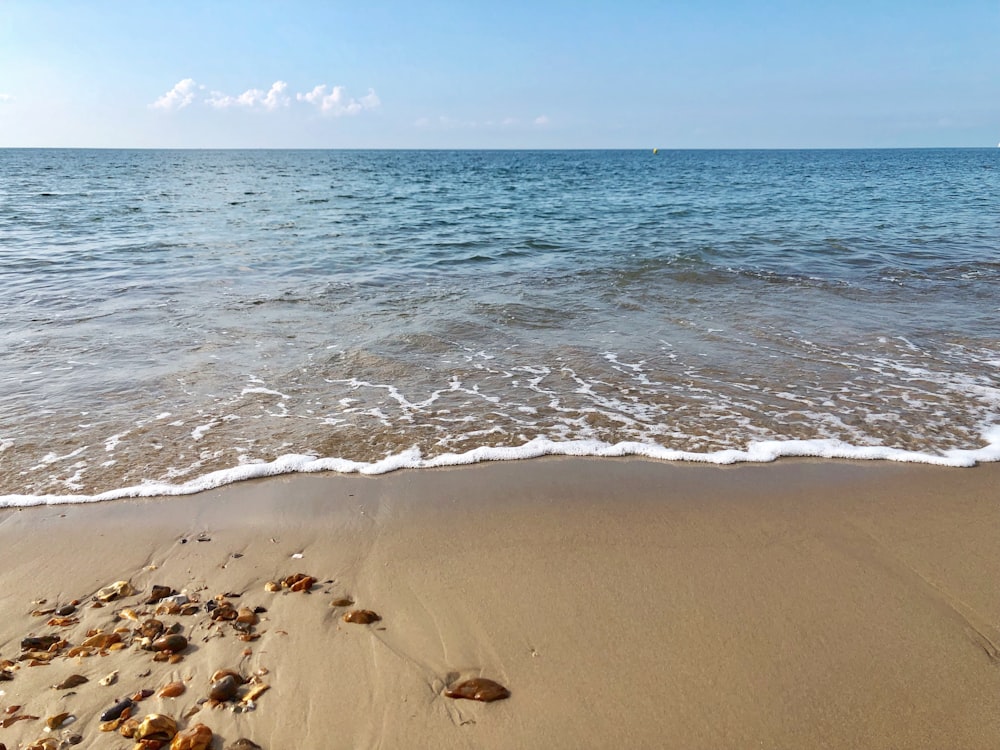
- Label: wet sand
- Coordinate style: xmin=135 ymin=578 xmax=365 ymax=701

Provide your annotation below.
xmin=1 ymin=458 xmax=999 ymax=749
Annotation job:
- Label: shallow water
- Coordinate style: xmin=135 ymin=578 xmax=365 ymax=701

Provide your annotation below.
xmin=2 ymin=148 xmax=999 ymax=502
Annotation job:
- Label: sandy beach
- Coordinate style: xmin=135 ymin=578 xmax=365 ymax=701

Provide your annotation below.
xmin=1 ymin=458 xmax=999 ymax=749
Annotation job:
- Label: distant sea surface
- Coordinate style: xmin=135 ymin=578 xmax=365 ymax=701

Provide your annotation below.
xmin=2 ymin=148 xmax=999 ymax=504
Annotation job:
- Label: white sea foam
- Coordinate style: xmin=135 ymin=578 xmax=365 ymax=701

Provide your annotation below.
xmin=2 ymin=426 xmax=998 ymax=509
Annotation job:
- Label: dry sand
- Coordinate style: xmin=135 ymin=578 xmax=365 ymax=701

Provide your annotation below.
xmin=1 ymin=458 xmax=999 ymax=749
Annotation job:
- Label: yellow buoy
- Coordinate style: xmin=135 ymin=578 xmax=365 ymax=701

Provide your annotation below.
xmin=652 ymin=147 xmax=659 ymax=155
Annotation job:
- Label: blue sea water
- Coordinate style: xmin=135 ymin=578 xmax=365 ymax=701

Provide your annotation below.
xmin=1 ymin=148 xmax=998 ymax=503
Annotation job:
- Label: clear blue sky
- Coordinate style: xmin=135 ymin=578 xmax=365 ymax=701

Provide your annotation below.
xmin=1 ymin=1 xmax=997 ymax=148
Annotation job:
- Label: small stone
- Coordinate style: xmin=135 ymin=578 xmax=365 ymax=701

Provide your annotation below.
xmin=146 ymin=585 xmax=175 ymax=604
xmin=151 ymin=634 xmax=188 ymax=654
xmin=44 ymin=712 xmax=72 ymax=730
xmin=20 ymin=635 xmax=60 ymax=651
xmin=99 ymin=670 xmax=119 ymax=686
xmin=99 ymin=697 xmax=134 ymax=722
xmin=263 ymin=581 xmax=281 ymax=592
xmin=227 ymin=740 xmax=263 ymax=750
xmin=209 ymin=674 xmax=239 ymax=702
xmin=158 ymin=680 xmax=186 ymax=698
xmin=95 ymin=580 xmax=136 ymax=602
xmin=138 ymin=619 xmax=165 ymax=639
xmin=329 ymin=597 xmax=354 ymax=607
xmin=54 ymin=674 xmax=88 ymax=690
xmin=24 ymin=739 xmax=57 ymax=750
xmin=81 ymin=632 xmax=121 ymax=649
xmin=236 ymin=607 xmax=258 ymax=625
xmin=444 ymin=677 xmax=511 ymax=702
xmin=343 ymin=609 xmax=381 ymax=625
xmin=134 ymin=713 xmax=178 ymax=742
xmin=55 ymin=604 xmax=77 ymax=616
xmin=170 ymin=723 xmax=213 ymax=750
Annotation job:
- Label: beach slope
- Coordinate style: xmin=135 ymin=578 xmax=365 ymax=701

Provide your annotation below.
xmin=1 ymin=458 xmax=999 ymax=749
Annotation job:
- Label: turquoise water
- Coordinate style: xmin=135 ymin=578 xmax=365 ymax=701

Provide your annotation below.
xmin=1 ymin=148 xmax=999 ymax=501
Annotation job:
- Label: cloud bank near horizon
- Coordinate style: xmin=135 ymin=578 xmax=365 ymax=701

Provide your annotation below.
xmin=151 ymin=79 xmax=380 ymax=116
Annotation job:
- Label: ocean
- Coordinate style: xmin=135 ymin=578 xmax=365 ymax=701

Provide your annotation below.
xmin=1 ymin=148 xmax=998 ymax=505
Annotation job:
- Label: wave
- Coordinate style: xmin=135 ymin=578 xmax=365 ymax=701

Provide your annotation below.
xmin=3 ymin=426 xmax=998 ymax=509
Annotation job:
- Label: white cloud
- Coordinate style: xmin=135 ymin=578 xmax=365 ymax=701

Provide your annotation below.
xmin=297 ymin=85 xmax=380 ymax=116
xmin=150 ymin=79 xmax=198 ymax=111
xmin=206 ymin=81 xmax=290 ymax=111
xmin=533 ymin=115 xmax=550 ymax=126
xmin=0 ymin=93 xmax=12 ymax=102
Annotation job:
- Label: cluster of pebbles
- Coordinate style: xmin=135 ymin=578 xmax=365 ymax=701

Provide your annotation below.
xmin=1 ymin=566 xmax=509 ymax=749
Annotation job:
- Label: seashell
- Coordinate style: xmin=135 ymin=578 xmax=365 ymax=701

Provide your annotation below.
xmin=170 ymin=722 xmax=213 ymax=750
xmin=444 ymin=677 xmax=511 ymax=702
xmin=343 ymin=609 xmax=381 ymax=625
xmin=81 ymin=632 xmax=121 ymax=649
xmin=158 ymin=680 xmax=186 ymax=698
xmin=330 ymin=597 xmax=354 ymax=607
xmin=99 ymin=670 xmax=119 ymax=686
xmin=151 ymin=634 xmax=188 ymax=653
xmin=54 ymin=674 xmax=88 ymax=690
xmin=100 ymin=697 xmax=134 ymax=722
xmin=96 ymin=580 xmax=136 ymax=602
xmin=208 ymin=674 xmax=239 ymax=702
xmin=118 ymin=608 xmax=140 ymax=621
xmin=134 ymin=713 xmax=178 ymax=742
xmin=138 ymin=619 xmax=165 ymax=639
xmin=45 ymin=711 xmax=72 ymax=730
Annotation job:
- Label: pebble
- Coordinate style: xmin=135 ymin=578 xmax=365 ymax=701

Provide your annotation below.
xmin=343 ymin=609 xmax=381 ymax=625
xmin=171 ymin=722 xmax=213 ymax=750
xmin=54 ymin=674 xmax=88 ymax=690
xmin=99 ymin=697 xmax=134 ymax=722
xmin=134 ymin=713 xmax=178 ymax=742
xmin=151 ymin=634 xmax=188 ymax=653
xmin=444 ymin=677 xmax=511 ymax=702
xmin=209 ymin=674 xmax=239 ymax=702
xmin=227 ymin=740 xmax=263 ymax=750
xmin=158 ymin=680 xmax=186 ymax=698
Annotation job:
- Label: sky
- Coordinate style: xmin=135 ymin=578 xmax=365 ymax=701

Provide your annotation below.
xmin=0 ymin=1 xmax=997 ymax=149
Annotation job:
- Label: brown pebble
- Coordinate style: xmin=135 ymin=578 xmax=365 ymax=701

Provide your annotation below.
xmin=134 ymin=712 xmax=177 ymax=742
xmin=171 ymin=723 xmax=213 ymax=750
xmin=55 ymin=604 xmax=77 ymax=616
xmin=23 ymin=739 xmax=57 ymax=750
xmin=44 ymin=712 xmax=71 ymax=730
xmin=444 ymin=677 xmax=511 ymax=702
xmin=146 ymin=584 xmax=174 ymax=604
xmin=54 ymin=674 xmax=88 ymax=690
xmin=209 ymin=674 xmax=239 ymax=702
xmin=158 ymin=680 xmax=186 ymax=698
xmin=330 ymin=597 xmax=354 ymax=607
xmin=227 ymin=740 xmax=263 ymax=750
xmin=151 ymin=634 xmax=188 ymax=654
xmin=138 ymin=619 xmax=165 ymax=639
xmin=343 ymin=609 xmax=381 ymax=625
xmin=81 ymin=632 xmax=121 ymax=649
xmin=236 ymin=607 xmax=258 ymax=625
